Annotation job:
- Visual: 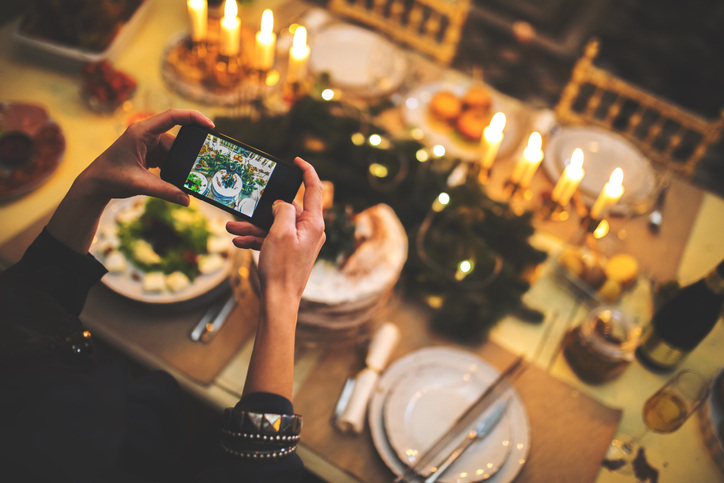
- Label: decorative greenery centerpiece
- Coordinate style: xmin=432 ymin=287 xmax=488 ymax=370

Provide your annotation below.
xmin=215 ymin=95 xmax=547 ymax=343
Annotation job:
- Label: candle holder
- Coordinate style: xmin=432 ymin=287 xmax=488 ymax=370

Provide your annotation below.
xmin=212 ymin=53 xmax=244 ymax=88
xmin=187 ymin=40 xmax=208 ymax=68
xmin=539 ymin=193 xmax=572 ymax=221
xmin=283 ymin=79 xmax=310 ymax=103
xmin=476 ymin=165 xmax=492 ymax=185
xmin=503 ymin=179 xmax=532 ymax=200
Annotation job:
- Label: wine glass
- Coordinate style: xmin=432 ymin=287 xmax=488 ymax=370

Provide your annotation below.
xmin=607 ymin=369 xmax=709 ymax=473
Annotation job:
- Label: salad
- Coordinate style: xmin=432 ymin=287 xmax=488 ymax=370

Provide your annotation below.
xmin=116 ymin=198 xmax=211 ymax=281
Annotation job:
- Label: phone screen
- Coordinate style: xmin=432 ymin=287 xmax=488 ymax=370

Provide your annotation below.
xmin=182 ymin=132 xmax=278 ymax=218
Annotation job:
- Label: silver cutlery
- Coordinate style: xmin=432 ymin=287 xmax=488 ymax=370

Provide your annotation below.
xmin=394 ymin=356 xmax=528 ymax=483
xmin=648 ymin=181 xmax=670 ymax=233
xmin=424 ymin=398 xmax=511 ymax=483
xmin=190 ymin=293 xmax=237 ymax=343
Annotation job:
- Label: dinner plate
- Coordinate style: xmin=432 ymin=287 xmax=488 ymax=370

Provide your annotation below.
xmin=369 ymin=347 xmax=530 ymax=483
xmin=0 ymin=102 xmax=65 ymax=201
xmin=90 ymin=196 xmax=235 ymax=304
xmin=401 ymin=80 xmax=522 ymax=161
xmin=542 ymin=125 xmax=658 ymax=215
xmin=12 ymin=0 xmax=153 ymax=65
xmin=309 ymin=24 xmax=407 ymax=97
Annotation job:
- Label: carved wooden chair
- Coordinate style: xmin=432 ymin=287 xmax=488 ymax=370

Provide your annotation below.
xmin=327 ymin=0 xmax=471 ymax=65
xmin=555 ymin=39 xmax=724 ymax=179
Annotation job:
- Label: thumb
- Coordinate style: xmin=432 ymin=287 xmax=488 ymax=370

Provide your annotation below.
xmin=137 ymin=171 xmax=190 ymax=206
xmin=270 ymin=200 xmax=297 ymax=232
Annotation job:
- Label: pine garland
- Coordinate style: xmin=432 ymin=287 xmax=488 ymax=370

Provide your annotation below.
xmin=215 ymin=95 xmax=547 ymax=343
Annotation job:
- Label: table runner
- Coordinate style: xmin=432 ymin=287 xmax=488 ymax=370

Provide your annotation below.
xmin=293 ymin=300 xmax=622 ymax=482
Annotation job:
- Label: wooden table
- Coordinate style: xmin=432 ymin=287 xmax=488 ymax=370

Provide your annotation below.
xmin=2 ymin=1 xmax=724 ymax=481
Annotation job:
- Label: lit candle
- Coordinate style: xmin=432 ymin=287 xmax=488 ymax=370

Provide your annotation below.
xmin=510 ymin=131 xmax=543 ymax=188
xmin=287 ymin=26 xmax=310 ymax=84
xmin=220 ymin=0 xmax=240 ymax=57
xmin=590 ymin=167 xmax=625 ymax=219
xmin=187 ymin=0 xmax=207 ymax=42
xmin=254 ymin=9 xmax=276 ymax=70
xmin=479 ymin=112 xmax=506 ymax=170
xmin=551 ymin=148 xmax=585 ymax=206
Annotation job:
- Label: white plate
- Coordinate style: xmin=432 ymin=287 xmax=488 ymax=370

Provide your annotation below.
xmin=401 ymin=80 xmax=522 ymax=161
xmin=369 ymin=347 xmax=530 ymax=483
xmin=12 ymin=0 xmax=153 ymax=65
xmin=186 ymin=171 xmax=208 ymax=196
xmin=212 ymin=170 xmax=242 ymax=199
xmin=309 ymin=24 xmax=407 ymax=97
xmin=542 ymin=126 xmax=658 ymax=215
xmin=91 ymin=196 xmax=234 ymax=304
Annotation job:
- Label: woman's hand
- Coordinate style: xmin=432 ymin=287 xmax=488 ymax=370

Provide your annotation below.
xmin=226 ymin=157 xmax=325 ymax=399
xmin=47 ymin=109 xmax=214 ymax=254
xmin=226 ymin=157 xmax=326 ymax=304
xmin=74 ymin=109 xmax=214 ymax=205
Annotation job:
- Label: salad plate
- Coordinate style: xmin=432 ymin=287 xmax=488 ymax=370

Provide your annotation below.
xmin=369 ymin=347 xmax=530 ymax=483
xmin=90 ymin=196 xmax=235 ymax=304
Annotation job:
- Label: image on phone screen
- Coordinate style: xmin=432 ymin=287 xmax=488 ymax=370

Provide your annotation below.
xmin=182 ymin=133 xmax=277 ymax=217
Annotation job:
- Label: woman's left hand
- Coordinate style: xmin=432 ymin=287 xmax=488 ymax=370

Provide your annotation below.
xmin=75 ymin=109 xmax=215 ymax=205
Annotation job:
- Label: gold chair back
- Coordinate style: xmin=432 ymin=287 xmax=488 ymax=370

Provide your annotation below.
xmin=327 ymin=0 xmax=471 ymax=65
xmin=555 ymin=39 xmax=724 ymax=179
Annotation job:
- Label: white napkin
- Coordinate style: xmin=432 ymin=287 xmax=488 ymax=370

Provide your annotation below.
xmin=335 ymin=322 xmax=401 ymax=433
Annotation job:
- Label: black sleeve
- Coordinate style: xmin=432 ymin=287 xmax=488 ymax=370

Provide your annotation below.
xmin=1 ymin=227 xmax=107 ymax=316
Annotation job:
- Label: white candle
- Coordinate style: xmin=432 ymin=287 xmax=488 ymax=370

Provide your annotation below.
xmin=187 ymin=0 xmax=207 ymax=42
xmin=254 ymin=9 xmax=276 ymax=70
xmin=511 ymin=131 xmax=543 ymax=188
xmin=287 ymin=26 xmax=310 ymax=84
xmin=220 ymin=0 xmax=240 ymax=57
xmin=590 ymin=167 xmax=625 ymax=219
xmin=551 ymin=148 xmax=585 ymax=206
xmin=479 ymin=112 xmax=506 ymax=170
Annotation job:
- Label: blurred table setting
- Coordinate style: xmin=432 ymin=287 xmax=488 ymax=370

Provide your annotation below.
xmin=2 ymin=0 xmax=724 ymax=482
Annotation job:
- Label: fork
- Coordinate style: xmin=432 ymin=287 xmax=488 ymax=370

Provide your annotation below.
xmin=648 ymin=180 xmax=670 ymax=234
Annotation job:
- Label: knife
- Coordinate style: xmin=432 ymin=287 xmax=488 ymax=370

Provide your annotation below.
xmin=190 ymin=293 xmax=237 ymax=343
xmin=424 ymin=398 xmax=511 ymax=483
xmin=394 ymin=355 xmax=527 ymax=482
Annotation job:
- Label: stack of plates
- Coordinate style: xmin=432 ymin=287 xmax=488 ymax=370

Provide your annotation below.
xmin=251 ymin=204 xmax=407 ymax=345
xmin=369 ymin=347 xmax=531 ymax=482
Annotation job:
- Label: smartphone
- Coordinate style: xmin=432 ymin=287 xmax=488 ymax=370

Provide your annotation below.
xmin=161 ymin=125 xmax=302 ymax=230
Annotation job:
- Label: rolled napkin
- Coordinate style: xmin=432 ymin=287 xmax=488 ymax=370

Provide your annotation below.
xmin=334 ymin=322 xmax=401 ymax=433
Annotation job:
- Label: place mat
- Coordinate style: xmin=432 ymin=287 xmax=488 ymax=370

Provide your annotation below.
xmin=294 ymin=301 xmax=622 ymax=482
xmin=81 ymin=279 xmax=257 ymax=386
xmin=0 ymin=209 xmax=258 ymax=386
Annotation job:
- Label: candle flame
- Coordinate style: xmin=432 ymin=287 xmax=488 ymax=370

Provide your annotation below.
xmin=223 ymin=0 xmax=237 ymax=19
xmin=489 ymin=112 xmax=506 ymax=133
xmin=261 ymin=9 xmax=273 ymax=33
xmin=188 ymin=0 xmax=205 ymax=9
xmin=293 ymin=26 xmax=307 ymax=49
xmin=570 ymin=148 xmax=584 ymax=169
xmin=527 ymin=132 xmax=542 ymax=151
xmin=610 ymin=167 xmax=624 ymax=186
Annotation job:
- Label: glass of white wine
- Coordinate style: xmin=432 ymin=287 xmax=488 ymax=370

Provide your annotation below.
xmin=607 ymin=369 xmax=709 ymax=473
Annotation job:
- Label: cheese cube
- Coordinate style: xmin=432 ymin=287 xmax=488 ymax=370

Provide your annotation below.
xmin=166 ymin=271 xmax=191 ymax=293
xmin=143 ymin=272 xmax=166 ymax=292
